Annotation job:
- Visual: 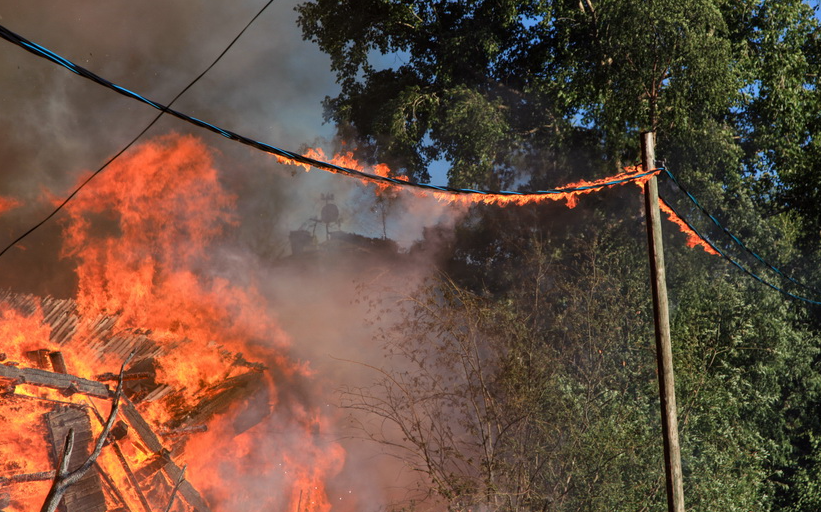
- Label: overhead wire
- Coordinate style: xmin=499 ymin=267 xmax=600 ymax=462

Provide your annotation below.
xmin=0 ymin=0 xmax=275 ymax=258
xmin=663 ymin=169 xmax=821 ymax=297
xmin=1 ymin=21 xmax=819 ymax=307
xmin=658 ymin=192 xmax=821 ymax=306
xmin=0 ymin=22 xmax=660 ymax=204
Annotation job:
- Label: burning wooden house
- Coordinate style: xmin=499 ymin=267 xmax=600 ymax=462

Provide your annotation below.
xmin=0 ymin=289 xmax=270 ymax=512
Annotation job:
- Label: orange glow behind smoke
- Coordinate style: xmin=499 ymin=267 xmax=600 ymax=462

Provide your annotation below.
xmin=0 ymin=196 xmax=21 ymax=215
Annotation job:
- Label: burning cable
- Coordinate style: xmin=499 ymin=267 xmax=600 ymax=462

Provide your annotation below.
xmin=663 ymin=168 xmax=821 ymax=297
xmin=655 ymin=194 xmax=821 ymax=306
xmin=0 ymin=22 xmax=661 ymax=205
xmin=1 ymin=22 xmax=816 ymax=308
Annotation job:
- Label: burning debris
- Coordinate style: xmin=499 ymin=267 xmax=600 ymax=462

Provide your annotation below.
xmin=1 ymin=135 xmax=347 ymax=511
xmin=0 ymin=290 xmax=253 ymax=511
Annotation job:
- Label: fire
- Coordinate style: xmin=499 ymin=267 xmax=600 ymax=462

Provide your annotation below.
xmin=658 ymin=198 xmax=719 ymax=255
xmin=277 ymin=148 xmax=655 ymax=208
xmin=0 ymin=134 xmax=717 ymax=511
xmin=278 ymin=147 xmax=407 ymax=198
xmin=0 ymin=399 xmax=52 ymax=509
xmin=1 ymin=133 xmax=345 ymax=511
xmin=276 ymin=148 xmax=719 ymax=256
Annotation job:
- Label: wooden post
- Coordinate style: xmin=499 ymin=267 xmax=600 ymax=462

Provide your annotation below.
xmin=642 ymin=131 xmax=685 ymax=512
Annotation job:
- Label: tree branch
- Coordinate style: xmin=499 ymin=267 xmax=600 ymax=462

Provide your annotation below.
xmin=40 ymin=352 xmax=135 ymax=512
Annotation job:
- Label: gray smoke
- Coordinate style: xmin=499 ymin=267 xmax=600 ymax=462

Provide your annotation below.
xmin=0 ymin=2 xmax=465 ymax=509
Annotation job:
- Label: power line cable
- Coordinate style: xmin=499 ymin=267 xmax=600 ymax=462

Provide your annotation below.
xmin=5 ymin=19 xmax=816 ymax=308
xmin=658 ymin=195 xmax=821 ymax=306
xmin=0 ymin=22 xmax=661 ymax=206
xmin=663 ymin=169 xmax=821 ymax=297
xmin=0 ymin=0 xmax=275 ymax=259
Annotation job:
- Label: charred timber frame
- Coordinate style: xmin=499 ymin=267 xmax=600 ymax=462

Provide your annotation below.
xmin=0 ymin=361 xmax=211 ymax=512
xmin=121 ymin=397 xmax=212 ymax=512
xmin=0 ymin=364 xmax=110 ymax=398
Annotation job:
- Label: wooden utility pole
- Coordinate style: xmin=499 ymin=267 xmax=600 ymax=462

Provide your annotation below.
xmin=642 ymin=131 xmax=685 ymax=512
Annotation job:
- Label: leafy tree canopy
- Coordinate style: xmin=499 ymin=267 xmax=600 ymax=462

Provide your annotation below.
xmin=297 ymin=1 xmax=819 ymax=207
xmin=297 ymin=1 xmax=821 ymax=510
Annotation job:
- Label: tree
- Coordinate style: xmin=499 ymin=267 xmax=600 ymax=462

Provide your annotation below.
xmin=298 ymin=0 xmax=821 ymax=509
xmin=343 ymin=278 xmax=563 ymax=510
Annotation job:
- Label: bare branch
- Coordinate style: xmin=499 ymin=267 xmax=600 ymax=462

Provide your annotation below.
xmin=40 ymin=352 xmax=135 ymax=512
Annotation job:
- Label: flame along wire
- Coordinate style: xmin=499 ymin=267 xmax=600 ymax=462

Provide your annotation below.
xmin=0 ymin=1 xmax=276 ymax=259
xmin=663 ymin=168 xmax=821 ymax=298
xmin=657 ymin=193 xmax=821 ymax=306
xmin=0 ymin=22 xmax=661 ymax=202
xmin=3 ymin=21 xmax=817 ymax=308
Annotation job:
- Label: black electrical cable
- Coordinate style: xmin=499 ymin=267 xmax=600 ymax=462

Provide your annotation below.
xmin=658 ymin=194 xmax=821 ymax=306
xmin=663 ymin=168 xmax=821 ymax=297
xmin=0 ymin=0 xmax=275 ymax=259
xmin=0 ymin=21 xmax=663 ymax=206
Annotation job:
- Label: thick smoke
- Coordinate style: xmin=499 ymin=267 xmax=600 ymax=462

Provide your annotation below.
xmin=0 ymin=1 xmax=465 ymax=510
xmin=0 ymin=0 xmax=336 ymax=295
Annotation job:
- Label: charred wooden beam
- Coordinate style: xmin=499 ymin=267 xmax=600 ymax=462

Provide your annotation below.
xmin=121 ymin=397 xmax=212 ymax=512
xmin=94 ymin=462 xmax=133 ymax=512
xmin=135 ymin=451 xmax=171 ymax=482
xmin=161 ymin=463 xmax=211 ymax=512
xmin=5 ymin=391 xmax=84 ymax=408
xmin=121 ymin=398 xmax=165 ymax=454
xmin=25 ymin=349 xmax=52 ymax=369
xmin=108 ymin=440 xmax=155 ymax=512
xmin=0 ymin=471 xmax=56 ymax=485
xmin=95 ymin=371 xmax=153 ymax=382
xmin=0 ymin=364 xmax=110 ymax=398
xmin=171 ymin=371 xmax=265 ymax=430
xmin=86 ymin=398 xmax=154 ymax=512
xmin=48 ymin=351 xmax=68 ymax=374
xmin=158 ymin=425 xmax=208 ymax=438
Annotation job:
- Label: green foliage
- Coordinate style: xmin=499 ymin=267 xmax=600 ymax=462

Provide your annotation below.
xmin=298 ymin=0 xmax=821 ymax=509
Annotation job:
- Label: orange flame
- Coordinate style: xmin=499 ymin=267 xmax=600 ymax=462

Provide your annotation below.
xmin=1 ymin=133 xmax=346 ymax=511
xmin=277 ymin=149 xmax=653 ymax=208
xmin=278 ymin=148 xmax=407 ymax=200
xmin=658 ymin=198 xmax=718 ymax=255
xmin=276 ymin=149 xmax=719 ymax=259
xmin=432 ymin=166 xmax=653 ymax=207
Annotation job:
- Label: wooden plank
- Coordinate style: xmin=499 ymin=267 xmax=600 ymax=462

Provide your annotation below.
xmin=48 ymin=351 xmax=68 ymax=374
xmin=94 ymin=461 xmax=134 ymax=512
xmin=51 ymin=314 xmax=78 ymax=346
xmin=0 ymin=364 xmax=110 ymax=398
xmin=162 ymin=463 xmax=212 ymax=512
xmin=121 ymin=398 xmax=212 ymax=511
xmin=121 ymin=398 xmax=165 ymax=453
xmin=135 ymin=452 xmax=170 ymax=482
xmin=45 ymin=406 xmax=107 ymax=512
